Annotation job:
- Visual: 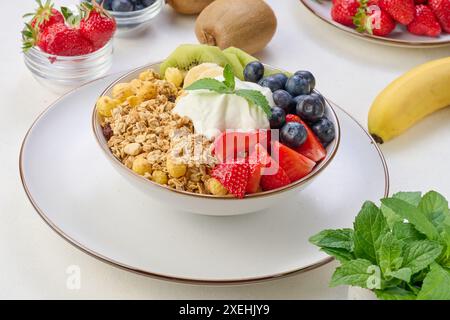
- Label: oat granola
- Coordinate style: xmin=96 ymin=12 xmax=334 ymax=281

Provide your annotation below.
xmin=98 ymin=69 xmax=217 ymax=194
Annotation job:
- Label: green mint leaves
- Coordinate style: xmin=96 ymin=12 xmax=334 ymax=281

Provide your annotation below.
xmin=310 ymin=190 xmax=450 ymax=300
xmin=185 ymin=64 xmax=271 ymax=118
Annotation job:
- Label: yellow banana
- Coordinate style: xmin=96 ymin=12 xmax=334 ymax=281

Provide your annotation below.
xmin=368 ymin=56 xmax=450 ymax=143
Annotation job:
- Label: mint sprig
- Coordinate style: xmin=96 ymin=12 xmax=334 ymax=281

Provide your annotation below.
xmin=185 ymin=64 xmax=272 ymax=118
xmin=310 ymin=190 xmax=450 ymax=300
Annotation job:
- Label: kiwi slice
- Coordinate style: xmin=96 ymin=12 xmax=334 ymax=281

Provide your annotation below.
xmin=223 ymin=52 xmax=245 ymax=80
xmin=223 ymin=47 xmax=258 ymax=69
xmin=160 ymin=44 xmax=229 ymax=77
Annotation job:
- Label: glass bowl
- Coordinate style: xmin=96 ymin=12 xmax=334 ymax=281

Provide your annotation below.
xmin=23 ymin=40 xmax=113 ymax=94
xmin=89 ymin=0 xmax=164 ymax=37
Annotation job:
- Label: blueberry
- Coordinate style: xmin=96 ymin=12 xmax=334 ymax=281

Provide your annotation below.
xmin=244 ymin=61 xmax=264 ymax=83
xmin=311 ymin=92 xmax=325 ymax=106
xmin=259 ymin=77 xmax=283 ymax=92
xmin=296 ymin=95 xmax=325 ymax=122
xmin=312 ymin=118 xmax=335 ymax=144
xmin=288 ymin=95 xmax=304 ymax=114
xmin=285 ymin=75 xmax=311 ymax=96
xmin=135 ymin=4 xmax=145 ymax=10
xmin=280 ymin=122 xmax=307 ymax=149
xmin=294 ymin=70 xmax=316 ymax=90
xmin=269 ymin=107 xmax=286 ymax=129
xmin=272 ymin=90 xmax=292 ymax=111
xmin=112 ymin=0 xmax=134 ymax=11
xmin=270 ymin=73 xmax=288 ymax=88
xmin=142 ymin=0 xmax=156 ymax=6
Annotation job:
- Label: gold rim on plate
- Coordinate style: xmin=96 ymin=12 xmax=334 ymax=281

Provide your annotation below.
xmin=19 ymin=70 xmax=389 ymax=285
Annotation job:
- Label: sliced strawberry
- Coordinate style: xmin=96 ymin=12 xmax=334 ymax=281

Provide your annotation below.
xmin=286 ymin=114 xmax=326 ymax=162
xmin=248 ymin=143 xmax=272 ymax=167
xmin=246 ymin=163 xmax=262 ymax=194
xmin=211 ymin=161 xmax=250 ymax=198
xmin=273 ymin=141 xmax=316 ymax=182
xmin=260 ymin=164 xmax=291 ymax=191
xmin=213 ymin=130 xmax=271 ymax=163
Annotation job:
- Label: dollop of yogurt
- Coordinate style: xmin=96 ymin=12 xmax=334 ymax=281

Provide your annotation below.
xmin=173 ymin=77 xmax=274 ymax=139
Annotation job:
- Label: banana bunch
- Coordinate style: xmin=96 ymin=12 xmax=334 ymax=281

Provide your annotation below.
xmin=368 ymin=57 xmax=450 ymax=143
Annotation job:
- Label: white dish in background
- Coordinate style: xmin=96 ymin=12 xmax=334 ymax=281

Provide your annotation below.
xmin=300 ymin=0 xmax=450 ymax=48
xmin=93 ymin=63 xmax=340 ymax=216
xmin=20 ymin=74 xmax=389 ymax=284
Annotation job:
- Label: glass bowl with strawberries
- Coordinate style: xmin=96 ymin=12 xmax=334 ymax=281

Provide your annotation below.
xmin=86 ymin=0 xmax=165 ymax=37
xmin=92 ymin=45 xmax=341 ymax=216
xmin=22 ymin=1 xmax=116 ymax=93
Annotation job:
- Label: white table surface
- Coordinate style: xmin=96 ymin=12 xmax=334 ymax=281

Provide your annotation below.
xmin=1 ymin=0 xmax=449 ymax=299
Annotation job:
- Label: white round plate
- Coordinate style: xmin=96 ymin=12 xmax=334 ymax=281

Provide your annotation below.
xmin=300 ymin=0 xmax=450 ymax=48
xmin=20 ymin=74 xmax=389 ymax=284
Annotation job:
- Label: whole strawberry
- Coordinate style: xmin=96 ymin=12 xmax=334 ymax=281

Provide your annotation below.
xmin=26 ymin=0 xmax=64 ymax=33
xmin=428 ymin=0 xmax=450 ymax=33
xmin=379 ymin=0 xmax=415 ymax=25
xmin=331 ymin=0 xmax=361 ymax=26
xmin=354 ymin=4 xmax=396 ymax=36
xmin=41 ymin=23 xmax=94 ymax=56
xmin=79 ymin=2 xmax=116 ymax=50
xmin=407 ymin=5 xmax=442 ymax=36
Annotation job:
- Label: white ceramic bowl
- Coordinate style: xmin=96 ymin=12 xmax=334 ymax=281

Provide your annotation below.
xmin=92 ymin=63 xmax=341 ymax=216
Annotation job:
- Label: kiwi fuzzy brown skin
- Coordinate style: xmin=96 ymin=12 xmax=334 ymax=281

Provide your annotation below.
xmin=195 ymin=0 xmax=277 ymax=54
xmin=167 ymin=0 xmax=215 ymax=15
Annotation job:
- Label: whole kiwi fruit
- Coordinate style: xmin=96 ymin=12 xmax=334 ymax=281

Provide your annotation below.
xmin=167 ymin=0 xmax=215 ymax=15
xmin=195 ymin=0 xmax=277 ymax=54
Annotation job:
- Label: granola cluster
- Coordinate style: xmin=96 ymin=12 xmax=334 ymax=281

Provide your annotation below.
xmin=98 ymin=69 xmax=218 ymax=194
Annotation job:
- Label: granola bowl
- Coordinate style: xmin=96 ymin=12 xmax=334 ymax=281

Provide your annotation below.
xmin=92 ymin=62 xmax=340 ymax=216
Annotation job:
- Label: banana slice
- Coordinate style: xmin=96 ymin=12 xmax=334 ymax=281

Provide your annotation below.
xmin=183 ymin=63 xmax=221 ymax=88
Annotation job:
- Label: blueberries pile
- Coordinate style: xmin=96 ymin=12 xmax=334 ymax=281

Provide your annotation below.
xmin=244 ymin=61 xmax=335 ymax=149
xmin=89 ymin=0 xmax=156 ymax=12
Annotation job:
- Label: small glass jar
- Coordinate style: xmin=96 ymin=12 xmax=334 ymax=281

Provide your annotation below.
xmin=23 ymin=40 xmax=113 ymax=93
xmin=105 ymin=0 xmax=164 ymax=37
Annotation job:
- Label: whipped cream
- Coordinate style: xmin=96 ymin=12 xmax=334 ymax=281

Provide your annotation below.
xmin=173 ymin=77 xmax=273 ymax=139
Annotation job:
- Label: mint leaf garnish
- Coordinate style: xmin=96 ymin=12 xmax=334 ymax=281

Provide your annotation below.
xmin=402 ymin=240 xmax=442 ymax=274
xmin=353 ymin=201 xmax=389 ymax=264
xmin=321 ymin=247 xmax=354 ymax=263
xmin=309 ymin=229 xmax=354 ymax=251
xmin=378 ymin=233 xmax=403 ymax=274
xmin=330 ymin=259 xmax=373 ymax=288
xmin=184 ymin=78 xmax=231 ymax=93
xmin=387 ymin=268 xmax=412 ymax=283
xmin=184 ymin=64 xmax=272 ymax=118
xmin=235 ymin=89 xmax=271 ymax=117
xmin=223 ymin=64 xmax=235 ymax=90
xmin=375 ymin=287 xmax=417 ymax=300
xmin=381 ymin=198 xmax=441 ymax=241
xmin=417 ymin=263 xmax=450 ymax=300
xmin=392 ymin=222 xmax=425 ymax=242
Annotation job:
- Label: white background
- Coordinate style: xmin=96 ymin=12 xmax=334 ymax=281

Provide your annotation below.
xmin=1 ymin=0 xmax=449 ymax=299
